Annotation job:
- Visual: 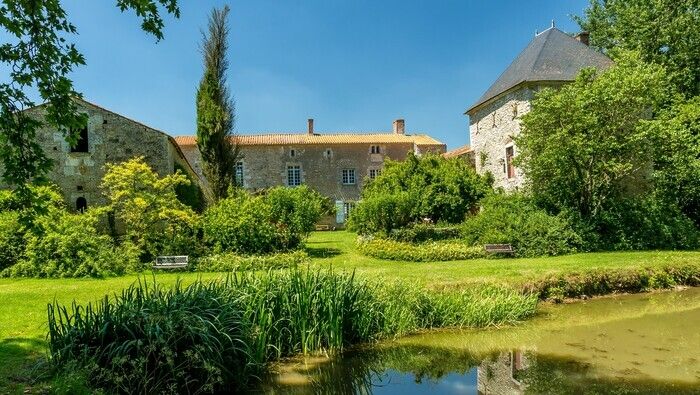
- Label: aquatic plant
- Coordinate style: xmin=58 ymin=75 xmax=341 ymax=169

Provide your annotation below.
xmin=47 ymin=269 xmax=537 ymax=393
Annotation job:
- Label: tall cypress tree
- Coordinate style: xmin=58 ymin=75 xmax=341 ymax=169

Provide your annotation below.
xmin=196 ymin=5 xmax=240 ymax=201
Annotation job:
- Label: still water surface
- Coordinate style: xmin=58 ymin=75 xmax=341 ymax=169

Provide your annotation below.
xmin=258 ymin=287 xmax=700 ymax=394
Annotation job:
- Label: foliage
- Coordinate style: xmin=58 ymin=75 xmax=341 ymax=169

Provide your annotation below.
xmin=347 ymin=192 xmax=413 ymax=235
xmin=173 ymin=162 xmax=205 ymax=212
xmin=350 ymin=153 xmax=491 ymax=233
xmin=524 ymin=263 xmax=700 ymax=302
xmin=644 ymin=98 xmax=700 ymax=226
xmin=2 ymin=211 xmax=125 ymax=278
xmin=356 ymin=237 xmax=485 ymax=262
xmin=100 ymin=157 xmax=199 ymax=261
xmin=461 ymin=194 xmax=583 ymax=257
xmin=196 ymin=5 xmax=240 ymax=201
xmin=590 ymin=196 xmax=700 ymax=251
xmin=388 ymin=224 xmax=461 ymax=243
xmin=0 ymin=0 xmax=179 ymax=192
xmin=196 ymin=251 xmax=310 ymax=272
xmin=575 ymin=0 xmax=700 ymax=97
xmin=517 ymin=53 xmax=671 ymax=219
xmin=265 ymin=185 xmax=331 ymax=243
xmin=202 ymin=192 xmax=280 ymax=254
xmin=47 ymin=270 xmax=537 ymax=393
xmin=0 ymin=211 xmax=24 ymax=271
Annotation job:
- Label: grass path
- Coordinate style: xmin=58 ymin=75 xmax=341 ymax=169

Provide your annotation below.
xmin=1 ymin=231 xmax=699 ymax=392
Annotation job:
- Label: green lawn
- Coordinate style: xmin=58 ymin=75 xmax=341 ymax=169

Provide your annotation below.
xmin=1 ymin=230 xmax=699 ymax=392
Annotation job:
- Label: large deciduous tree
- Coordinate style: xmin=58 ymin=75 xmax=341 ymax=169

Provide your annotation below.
xmin=516 ymin=52 xmax=671 ymax=219
xmin=0 ymin=0 xmax=180 ymax=195
xmin=196 ymin=5 xmax=240 ymax=201
xmin=575 ymin=0 xmax=700 ymax=97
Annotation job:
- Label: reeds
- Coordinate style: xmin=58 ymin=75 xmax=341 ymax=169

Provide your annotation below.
xmin=47 ymin=269 xmax=537 ymax=393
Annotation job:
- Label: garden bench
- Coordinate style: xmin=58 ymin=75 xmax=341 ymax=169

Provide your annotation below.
xmin=153 ymin=255 xmax=189 ymax=269
xmin=484 ymin=244 xmax=515 ymax=254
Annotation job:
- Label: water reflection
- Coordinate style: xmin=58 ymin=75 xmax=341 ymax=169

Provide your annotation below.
xmin=256 ymin=288 xmax=700 ymax=394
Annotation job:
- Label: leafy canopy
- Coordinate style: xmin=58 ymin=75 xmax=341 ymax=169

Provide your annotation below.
xmin=516 ymin=52 xmax=671 ymax=219
xmin=0 ymin=0 xmax=179 ymax=196
xmin=575 ymin=0 xmax=700 ymax=97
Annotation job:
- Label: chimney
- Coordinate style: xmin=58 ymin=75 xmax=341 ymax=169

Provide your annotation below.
xmin=393 ymin=119 xmax=405 ymax=135
xmin=307 ymin=118 xmax=314 ymax=135
xmin=574 ymin=31 xmax=590 ymax=46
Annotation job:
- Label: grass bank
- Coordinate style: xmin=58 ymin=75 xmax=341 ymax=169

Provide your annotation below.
xmin=1 ymin=231 xmax=699 ymax=392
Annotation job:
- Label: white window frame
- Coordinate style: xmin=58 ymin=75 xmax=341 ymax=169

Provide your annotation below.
xmin=235 ymin=161 xmax=244 ymax=186
xmin=343 ymin=202 xmax=355 ymax=218
xmin=287 ymin=165 xmax=302 ymax=186
xmin=342 ymin=169 xmax=356 ymax=185
xmin=368 ymin=168 xmax=381 ymax=180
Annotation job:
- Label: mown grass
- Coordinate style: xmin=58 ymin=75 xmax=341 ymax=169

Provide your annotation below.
xmin=1 ymin=231 xmax=699 ymax=392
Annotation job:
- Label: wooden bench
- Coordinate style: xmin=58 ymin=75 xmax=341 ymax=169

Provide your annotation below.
xmin=153 ymin=255 xmax=189 ymax=269
xmin=484 ymin=244 xmax=515 ymax=254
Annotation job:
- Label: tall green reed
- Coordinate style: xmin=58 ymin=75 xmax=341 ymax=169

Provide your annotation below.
xmin=47 ymin=269 xmax=537 ymax=393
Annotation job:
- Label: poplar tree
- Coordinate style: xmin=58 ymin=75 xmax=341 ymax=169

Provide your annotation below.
xmin=196 ymin=5 xmax=240 ymax=201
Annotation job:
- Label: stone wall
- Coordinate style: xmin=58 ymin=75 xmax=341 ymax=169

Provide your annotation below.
xmin=1 ymin=99 xmax=196 ymax=211
xmin=180 ymin=141 xmax=422 ymax=227
xmin=468 ymin=87 xmax=534 ymax=191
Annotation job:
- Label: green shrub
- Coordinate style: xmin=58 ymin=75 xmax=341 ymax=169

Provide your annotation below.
xmin=101 ymin=157 xmax=199 ymax=261
xmin=196 ymin=251 xmax=310 ymax=272
xmin=3 ymin=211 xmax=126 ymax=278
xmin=47 ymin=270 xmax=537 ymax=393
xmin=347 ymin=192 xmax=413 ymax=235
xmin=357 ymin=237 xmax=485 ymax=262
xmin=388 ymin=223 xmax=461 ymax=243
xmin=0 ymin=211 xmax=24 ymax=271
xmin=203 ymin=192 xmax=281 ymax=254
xmin=349 ymin=153 xmax=491 ymax=234
xmin=174 ymin=163 xmax=205 ymax=212
xmin=462 ymin=194 xmax=582 ymax=257
xmin=592 ymin=197 xmax=700 ymax=251
xmin=264 ymin=185 xmax=329 ymax=248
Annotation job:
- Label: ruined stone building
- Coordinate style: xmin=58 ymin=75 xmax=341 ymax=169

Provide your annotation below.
xmin=466 ymin=27 xmax=612 ymax=190
xmin=1 ymin=98 xmax=198 ymax=211
xmin=175 ymin=119 xmax=445 ymax=225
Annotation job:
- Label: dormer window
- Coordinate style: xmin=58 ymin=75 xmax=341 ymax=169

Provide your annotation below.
xmin=370 ymin=145 xmax=381 ymax=154
xmin=70 ymin=125 xmax=88 ymax=153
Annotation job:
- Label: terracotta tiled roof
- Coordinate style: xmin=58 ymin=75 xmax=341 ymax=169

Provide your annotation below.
xmin=443 ymin=144 xmax=473 ymax=158
xmin=174 ymin=133 xmax=443 ymax=147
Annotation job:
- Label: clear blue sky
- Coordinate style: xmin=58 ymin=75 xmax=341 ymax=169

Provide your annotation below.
xmin=29 ymin=1 xmax=589 ymax=149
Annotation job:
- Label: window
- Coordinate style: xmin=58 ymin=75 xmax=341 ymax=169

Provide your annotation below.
xmin=343 ymin=202 xmax=355 ymax=218
xmin=76 ymin=197 xmax=87 ymax=213
xmin=287 ymin=165 xmax=301 ymax=186
xmin=70 ymin=125 xmax=88 ymax=153
xmin=342 ymin=169 xmax=356 ymax=185
xmin=324 ymin=148 xmax=333 ymax=159
xmin=512 ymin=103 xmax=519 ymax=119
xmin=369 ymin=168 xmax=381 ymax=180
xmin=370 ymin=145 xmax=381 ymax=154
xmin=289 ymin=149 xmax=296 ymax=158
xmin=506 ymin=146 xmax=515 ymax=179
xmin=235 ymin=161 xmax=244 ymax=186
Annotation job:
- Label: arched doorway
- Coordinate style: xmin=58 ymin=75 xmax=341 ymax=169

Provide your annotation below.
xmin=76 ymin=197 xmax=87 ymax=213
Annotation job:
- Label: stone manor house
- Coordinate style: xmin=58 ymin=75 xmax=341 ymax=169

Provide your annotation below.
xmin=447 ymin=26 xmax=613 ymax=190
xmin=6 ymin=98 xmax=444 ymax=227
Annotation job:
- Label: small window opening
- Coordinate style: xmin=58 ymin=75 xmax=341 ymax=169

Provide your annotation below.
xmin=370 ymin=145 xmax=381 ymax=154
xmin=506 ymin=146 xmax=515 ymax=179
xmin=290 ymin=149 xmax=296 ymax=158
xmin=76 ymin=197 xmax=87 ymax=213
xmin=71 ymin=125 xmax=89 ymax=153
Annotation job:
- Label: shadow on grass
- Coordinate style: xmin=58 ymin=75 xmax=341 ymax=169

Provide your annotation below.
xmin=0 ymin=337 xmax=50 ymax=391
xmin=305 ymin=246 xmax=343 ymax=259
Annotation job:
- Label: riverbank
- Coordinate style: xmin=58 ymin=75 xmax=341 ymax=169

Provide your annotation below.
xmin=1 ymin=231 xmax=699 ymax=392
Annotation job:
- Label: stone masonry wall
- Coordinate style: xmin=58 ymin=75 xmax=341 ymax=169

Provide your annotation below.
xmin=3 ymin=100 xmax=187 ymax=211
xmin=468 ymin=87 xmax=534 ymax=191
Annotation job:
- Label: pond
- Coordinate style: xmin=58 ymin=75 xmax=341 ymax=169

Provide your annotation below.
xmin=257 ymin=287 xmax=700 ymax=394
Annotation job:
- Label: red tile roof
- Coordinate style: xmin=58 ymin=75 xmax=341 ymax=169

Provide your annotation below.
xmin=443 ymin=144 xmax=473 ymax=158
xmin=174 ymin=133 xmax=443 ymax=147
